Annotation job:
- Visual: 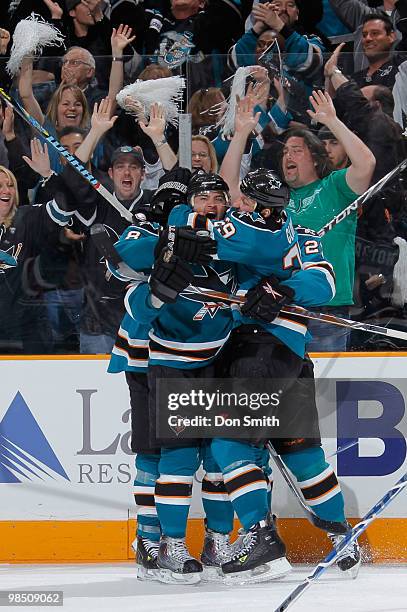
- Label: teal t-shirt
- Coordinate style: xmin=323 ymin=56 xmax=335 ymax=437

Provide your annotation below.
xmin=287 ymin=169 xmax=358 ymax=306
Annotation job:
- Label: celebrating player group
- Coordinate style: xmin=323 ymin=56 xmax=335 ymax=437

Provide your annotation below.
xmin=105 ymin=166 xmax=361 ymax=586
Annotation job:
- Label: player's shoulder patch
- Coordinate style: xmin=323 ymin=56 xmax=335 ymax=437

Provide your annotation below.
xmin=228 ymin=209 xmax=267 ymax=228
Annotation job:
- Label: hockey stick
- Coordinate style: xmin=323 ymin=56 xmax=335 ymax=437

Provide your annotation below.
xmin=274 ymin=471 xmax=407 ymax=612
xmin=191 ymin=288 xmax=407 ymax=341
xmin=326 ymin=438 xmax=358 ymax=459
xmin=0 ymin=88 xmax=134 ymax=223
xmin=267 ymin=442 xmax=348 ymax=534
xmin=90 ymin=224 xmax=148 ymax=281
xmin=317 ymin=157 xmax=407 ymax=237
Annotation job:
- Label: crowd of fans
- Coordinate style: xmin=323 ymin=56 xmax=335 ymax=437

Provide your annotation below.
xmin=1 ymin=0 xmax=407 ymax=355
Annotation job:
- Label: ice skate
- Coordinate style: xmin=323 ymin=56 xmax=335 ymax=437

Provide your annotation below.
xmin=132 ymin=536 xmax=160 ymax=582
xmin=329 ymin=523 xmax=361 ymax=579
xmin=221 ymin=515 xmax=292 ymax=585
xmin=200 ymin=526 xmax=234 ymax=582
xmin=157 ymin=535 xmax=202 ymax=584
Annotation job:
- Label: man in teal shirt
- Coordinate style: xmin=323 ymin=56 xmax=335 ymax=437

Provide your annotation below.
xmin=284 ymin=89 xmax=376 ymax=351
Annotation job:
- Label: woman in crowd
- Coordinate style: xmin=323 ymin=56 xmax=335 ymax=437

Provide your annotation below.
xmin=192 ymin=135 xmax=218 ymax=173
xmin=0 ymin=162 xmax=78 ymax=353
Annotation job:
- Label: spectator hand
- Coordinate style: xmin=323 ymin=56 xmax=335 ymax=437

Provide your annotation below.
xmin=324 ymin=42 xmax=345 ymax=78
xmin=251 ymin=66 xmax=269 ymax=83
xmin=22 ymin=138 xmax=52 ymax=178
xmin=307 ymin=90 xmax=337 ymax=126
xmin=90 ymin=98 xmax=118 ymax=134
xmin=42 ymin=0 xmax=63 ymax=20
xmin=234 ymin=90 xmax=261 ymax=137
xmin=252 ymin=77 xmax=271 ymax=110
xmin=139 ymin=102 xmax=166 ymax=144
xmin=111 ymin=24 xmax=136 ymax=56
xmin=124 ymin=97 xmax=147 ymax=124
xmin=64 ymin=228 xmax=85 ymax=241
xmin=81 ymin=0 xmax=103 ymax=21
xmin=252 ymin=3 xmax=284 ymax=33
xmin=2 ymin=107 xmax=16 ymax=142
xmin=0 ymin=28 xmax=10 ymax=55
xmin=273 ymin=77 xmax=287 ymax=112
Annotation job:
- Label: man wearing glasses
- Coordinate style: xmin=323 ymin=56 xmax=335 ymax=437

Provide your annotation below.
xmin=61 ymin=46 xmax=107 ymax=107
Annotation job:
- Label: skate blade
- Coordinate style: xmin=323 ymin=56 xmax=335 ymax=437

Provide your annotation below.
xmin=136 ymin=565 xmax=161 ymax=582
xmin=157 ymin=568 xmax=201 ymax=585
xmin=224 ymin=557 xmax=292 ymax=585
xmin=201 ymin=565 xmax=224 ymax=583
xmin=337 ymin=557 xmax=361 ymax=580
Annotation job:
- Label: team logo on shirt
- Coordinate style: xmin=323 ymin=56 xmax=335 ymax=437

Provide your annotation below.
xmin=0 ymin=243 xmax=21 ymax=272
xmin=181 ymin=265 xmax=236 ymax=320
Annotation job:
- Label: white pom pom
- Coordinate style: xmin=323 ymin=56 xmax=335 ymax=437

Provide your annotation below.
xmin=116 ymin=76 xmax=185 ymax=127
xmin=221 ymin=66 xmax=253 ymax=138
xmin=6 ymin=13 xmax=65 ymax=76
xmin=392 ymin=237 xmax=407 ymax=307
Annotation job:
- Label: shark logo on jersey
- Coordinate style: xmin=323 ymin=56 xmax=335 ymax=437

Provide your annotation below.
xmin=0 ymin=392 xmax=69 ymax=483
xmin=181 ymin=265 xmax=236 ymax=320
xmin=0 ymin=243 xmax=21 ymax=272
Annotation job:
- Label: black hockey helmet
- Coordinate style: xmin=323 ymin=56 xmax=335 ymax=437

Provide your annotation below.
xmin=186 ymin=170 xmax=230 ymax=206
xmin=240 ymin=169 xmax=290 ymax=211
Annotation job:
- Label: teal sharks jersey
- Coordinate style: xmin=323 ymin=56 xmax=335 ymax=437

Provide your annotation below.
xmin=107 ymin=221 xmax=160 ymax=374
xmin=169 ymin=205 xmax=336 ymax=357
xmin=107 ymin=219 xmax=237 ymax=370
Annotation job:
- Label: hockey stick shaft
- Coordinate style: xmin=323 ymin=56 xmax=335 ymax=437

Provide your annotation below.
xmin=327 ymin=438 xmax=358 ymax=459
xmin=0 ymin=88 xmax=134 ymax=223
xmin=317 ymin=157 xmax=407 ymax=237
xmin=274 ymin=472 xmax=407 ymax=612
xmin=193 ymin=288 xmax=407 ymax=341
xmin=266 ymin=442 xmax=346 ymax=533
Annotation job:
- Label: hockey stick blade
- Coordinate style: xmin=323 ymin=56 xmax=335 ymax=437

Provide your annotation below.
xmin=267 ymin=442 xmax=348 ymax=533
xmin=274 ymin=472 xmax=407 ymax=612
xmin=90 ymin=224 xmax=122 ymax=268
xmin=0 ymin=88 xmax=133 ymax=223
xmin=90 ymin=224 xmax=147 ymax=281
xmin=193 ymin=288 xmax=407 ymax=341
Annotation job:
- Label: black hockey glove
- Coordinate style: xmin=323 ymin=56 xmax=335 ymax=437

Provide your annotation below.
xmin=149 ymin=250 xmax=195 ymax=304
xmin=154 ymin=225 xmax=217 ymax=264
xmin=241 ymin=275 xmax=295 ymax=323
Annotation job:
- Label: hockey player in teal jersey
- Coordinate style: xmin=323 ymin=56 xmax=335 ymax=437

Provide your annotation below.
xmin=106 ymin=172 xmax=245 ymax=584
xmin=109 ymin=169 xmax=359 ymax=584
xmin=105 ymin=171 xmax=231 ymax=582
xmin=168 ymin=169 xmax=360 ymax=583
xmin=209 ymin=169 xmax=360 ymax=583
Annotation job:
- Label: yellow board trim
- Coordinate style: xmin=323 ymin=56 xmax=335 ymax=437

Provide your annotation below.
xmin=0 ymin=519 xmax=406 ymax=564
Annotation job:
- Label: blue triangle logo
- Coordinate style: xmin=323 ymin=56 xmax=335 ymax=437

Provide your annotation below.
xmin=0 ymin=392 xmax=69 ymax=483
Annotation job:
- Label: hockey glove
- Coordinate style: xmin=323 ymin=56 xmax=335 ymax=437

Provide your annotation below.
xmin=154 ymin=225 xmax=217 ymax=264
xmin=149 ymin=250 xmax=195 ymax=303
xmin=241 ymin=275 xmax=295 ymax=323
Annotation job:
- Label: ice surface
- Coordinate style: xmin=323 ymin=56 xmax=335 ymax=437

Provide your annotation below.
xmin=0 ymin=563 xmax=406 ymax=611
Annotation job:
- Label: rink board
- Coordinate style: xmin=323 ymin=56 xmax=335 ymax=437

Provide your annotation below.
xmin=0 ymin=353 xmax=406 ymax=563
